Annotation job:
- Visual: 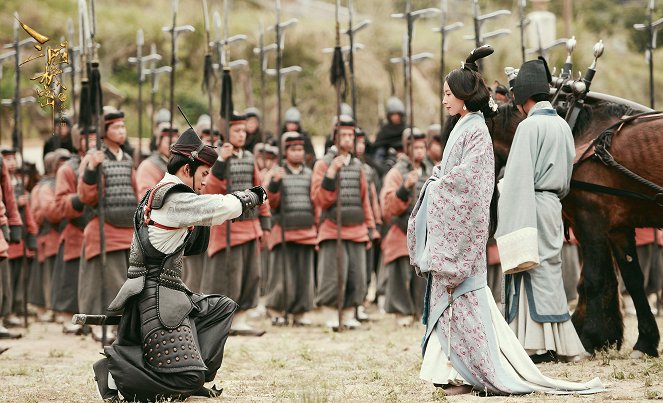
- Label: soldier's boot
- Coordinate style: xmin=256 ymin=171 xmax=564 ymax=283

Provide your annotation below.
xmin=92 ymin=358 xmax=119 ymax=403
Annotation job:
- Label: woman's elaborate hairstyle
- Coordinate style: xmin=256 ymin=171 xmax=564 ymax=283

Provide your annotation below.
xmin=445 ymin=45 xmax=498 ymax=118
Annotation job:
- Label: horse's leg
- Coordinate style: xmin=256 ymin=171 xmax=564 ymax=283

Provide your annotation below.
xmin=609 ymin=229 xmax=660 ymax=357
xmin=572 ymin=215 xmax=623 ymax=354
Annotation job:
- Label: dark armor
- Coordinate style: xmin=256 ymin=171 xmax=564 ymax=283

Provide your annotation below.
xmin=393 ymin=158 xmax=430 ymax=233
xmin=146 ymin=152 xmax=168 ymax=174
xmin=108 ymin=183 xmax=208 ymax=374
xmin=101 ymin=157 xmax=138 ymax=228
xmin=228 ymin=151 xmax=258 ymax=221
xmin=66 ymin=156 xmax=94 ymax=230
xmin=321 ymin=153 xmax=365 ymax=225
xmin=273 ymin=166 xmax=315 ymax=230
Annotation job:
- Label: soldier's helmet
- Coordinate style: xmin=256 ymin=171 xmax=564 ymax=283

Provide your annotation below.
xmin=155 ymin=108 xmax=171 ymax=125
xmin=244 ymin=107 xmax=261 ymax=120
xmin=341 ymin=103 xmax=353 ymax=119
xmin=284 ymin=106 xmax=301 ymax=124
xmin=386 ymin=97 xmax=405 ymax=115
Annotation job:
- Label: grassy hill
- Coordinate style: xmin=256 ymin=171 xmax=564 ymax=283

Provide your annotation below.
xmin=0 ymin=0 xmax=662 ymax=147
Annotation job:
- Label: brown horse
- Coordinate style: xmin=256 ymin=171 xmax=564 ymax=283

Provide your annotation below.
xmin=487 ymin=100 xmax=663 ymax=357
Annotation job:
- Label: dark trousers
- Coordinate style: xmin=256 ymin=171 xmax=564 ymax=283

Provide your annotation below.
xmin=105 ymin=293 xmax=237 ymax=402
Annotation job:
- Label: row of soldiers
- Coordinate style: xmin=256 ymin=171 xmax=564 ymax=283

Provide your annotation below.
xmin=1 ymin=94 xmax=660 ymax=346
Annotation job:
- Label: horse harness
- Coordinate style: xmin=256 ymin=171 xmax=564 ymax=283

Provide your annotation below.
xmin=571 ymin=111 xmax=663 ymax=207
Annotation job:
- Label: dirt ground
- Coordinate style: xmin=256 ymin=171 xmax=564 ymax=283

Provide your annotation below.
xmin=1 ymin=307 xmax=662 ymax=403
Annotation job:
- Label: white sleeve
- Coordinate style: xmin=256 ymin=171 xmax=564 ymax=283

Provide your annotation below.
xmin=149 ymin=192 xmax=243 ymax=228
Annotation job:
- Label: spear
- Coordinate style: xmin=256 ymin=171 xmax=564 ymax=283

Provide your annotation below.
xmin=67 ymin=18 xmax=80 ymax=123
xmin=345 ymin=0 xmax=370 ymax=128
xmin=392 ymin=1 xmax=439 ymax=144
xmin=432 ymin=0 xmax=463 ymax=125
xmin=202 ymin=0 xmax=215 ymax=134
xmin=142 ymin=44 xmax=170 ymax=133
xmin=88 ymin=0 xmax=109 ymax=347
xmin=330 ymin=0 xmax=345 ymax=331
xmin=162 ymin=0 xmax=195 ymax=146
xmin=464 ymin=0 xmax=510 ymax=72
xmin=518 ymin=0 xmax=528 ymax=64
xmin=128 ymin=29 xmax=160 ymax=163
xmin=634 ymin=0 xmax=663 ymax=109
xmin=220 ymin=0 xmax=234 ymax=287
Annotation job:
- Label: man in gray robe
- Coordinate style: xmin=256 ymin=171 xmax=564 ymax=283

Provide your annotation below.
xmin=496 ymin=58 xmax=586 ymax=362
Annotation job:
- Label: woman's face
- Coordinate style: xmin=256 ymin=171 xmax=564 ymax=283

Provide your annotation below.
xmin=443 ymin=81 xmax=465 ymax=117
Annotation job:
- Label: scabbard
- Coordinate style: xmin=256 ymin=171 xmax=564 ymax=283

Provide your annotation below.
xmin=71 ymin=314 xmax=122 ymax=326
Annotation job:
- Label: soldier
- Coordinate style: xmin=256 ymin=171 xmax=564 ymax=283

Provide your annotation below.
xmin=354 ymin=127 xmax=382 ymax=320
xmin=54 ymin=126 xmax=97 ymax=336
xmin=380 ymin=128 xmax=429 ymax=326
xmin=1 ymin=147 xmax=38 ymax=327
xmin=31 ymin=149 xmax=71 ymax=329
xmin=136 ymin=123 xmax=179 ymax=199
xmin=282 ymin=106 xmax=316 ymax=168
xmin=264 ymin=132 xmax=317 ymax=326
xmin=0 ymin=150 xmax=22 ymax=341
xmin=312 ymin=115 xmax=376 ymax=329
xmin=43 ymin=115 xmax=76 ymax=156
xmin=372 ymin=97 xmax=406 ymax=168
xmin=78 ymin=109 xmax=138 ymax=343
xmin=426 ymin=123 xmax=443 ymax=166
xmin=202 ymin=112 xmax=272 ymax=335
xmin=244 ymin=107 xmax=273 ymax=154
xmin=94 ymin=127 xmax=267 ymax=402
xmin=150 ymin=107 xmax=171 ymax=152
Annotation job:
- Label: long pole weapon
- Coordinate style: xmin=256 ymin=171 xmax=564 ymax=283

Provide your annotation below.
xmin=345 ymin=0 xmax=370 ymax=129
xmin=67 ymin=18 xmax=79 ymax=123
xmin=464 ymin=0 xmax=510 ymax=73
xmin=202 ymin=0 xmax=215 ymax=135
xmin=330 ymin=0 xmax=346 ymax=331
xmin=128 ymin=29 xmax=160 ymax=164
xmin=88 ymin=0 xmax=109 ymax=347
xmin=392 ymin=1 xmax=439 ymax=148
xmin=433 ymin=0 xmax=463 ymax=126
xmin=163 ymin=0 xmax=195 ymax=146
xmin=144 ymin=44 xmax=170 ymax=135
xmin=634 ymin=0 xmax=663 ymax=109
xmin=518 ymin=0 xmax=528 ymax=64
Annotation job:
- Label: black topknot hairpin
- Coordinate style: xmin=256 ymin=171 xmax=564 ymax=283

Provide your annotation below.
xmin=461 ymin=45 xmax=495 ymax=72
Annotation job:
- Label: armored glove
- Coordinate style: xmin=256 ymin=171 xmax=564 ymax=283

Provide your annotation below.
xmin=231 ymin=186 xmax=267 ymax=213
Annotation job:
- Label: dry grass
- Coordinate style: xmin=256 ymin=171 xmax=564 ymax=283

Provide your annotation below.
xmin=0 ymin=310 xmax=661 ymax=402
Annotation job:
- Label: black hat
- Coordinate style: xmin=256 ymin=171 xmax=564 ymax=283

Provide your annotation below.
xmin=282 ymin=131 xmax=305 ymax=151
xmin=354 ymin=127 xmax=366 ymax=138
xmin=55 ymin=114 xmax=72 ymax=127
xmin=229 ymin=111 xmax=246 ymax=126
xmin=103 ymin=109 xmax=125 ymax=125
xmin=0 ymin=147 xmax=16 ymax=156
xmin=513 ymin=57 xmax=552 ymax=106
xmin=170 ymin=128 xmax=218 ymax=167
xmin=158 ymin=126 xmax=179 ymax=137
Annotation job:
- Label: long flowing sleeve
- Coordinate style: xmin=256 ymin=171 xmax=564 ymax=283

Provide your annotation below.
xmin=494 ymin=122 xmax=539 ymax=273
xmin=412 ymin=124 xmax=494 ymax=290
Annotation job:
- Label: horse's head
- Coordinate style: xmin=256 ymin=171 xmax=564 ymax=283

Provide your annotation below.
xmin=486 ymin=102 xmax=526 ymax=173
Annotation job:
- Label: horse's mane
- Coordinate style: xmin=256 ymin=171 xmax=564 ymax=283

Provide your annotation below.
xmin=560 ymin=101 xmax=633 ymax=137
xmin=497 ymin=102 xmax=520 ymax=131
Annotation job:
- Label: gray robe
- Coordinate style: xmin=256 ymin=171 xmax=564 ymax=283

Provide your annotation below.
xmin=495 ymin=101 xmax=575 ymax=323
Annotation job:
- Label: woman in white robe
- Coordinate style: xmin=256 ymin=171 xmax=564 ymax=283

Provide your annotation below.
xmin=407 ymin=47 xmax=604 ymax=396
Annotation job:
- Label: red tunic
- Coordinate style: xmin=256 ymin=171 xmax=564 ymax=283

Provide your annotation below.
xmin=204 ymin=159 xmax=271 ymax=257
xmin=0 ymin=160 xmax=21 ymax=258
xmin=263 ymin=169 xmax=317 ymax=250
xmin=55 ymin=161 xmax=85 ymax=262
xmin=8 ymin=180 xmax=38 ymax=260
xmin=31 ymin=180 xmax=62 ymax=262
xmin=379 ymin=166 xmax=411 ymax=265
xmin=136 ymin=156 xmax=166 ymax=200
xmin=311 ymin=157 xmax=375 ymax=244
xmin=635 ymin=227 xmax=663 ymax=247
xmin=77 ymin=154 xmax=138 ymax=260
